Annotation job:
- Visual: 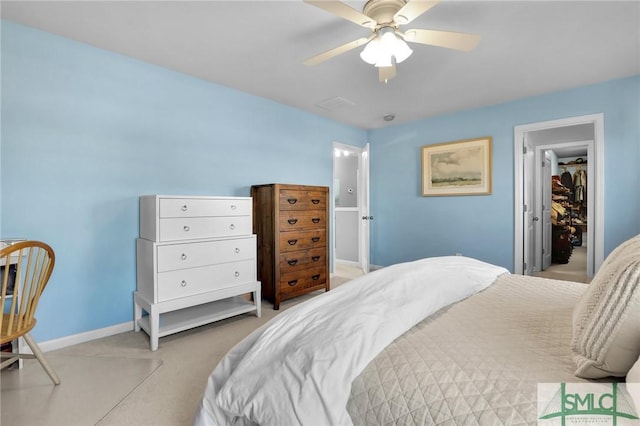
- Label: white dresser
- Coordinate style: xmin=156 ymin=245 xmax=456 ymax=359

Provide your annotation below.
xmin=134 ymin=195 xmax=261 ymax=350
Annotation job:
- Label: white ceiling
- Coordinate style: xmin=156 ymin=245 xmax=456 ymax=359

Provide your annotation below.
xmin=2 ymin=1 xmax=639 ymax=130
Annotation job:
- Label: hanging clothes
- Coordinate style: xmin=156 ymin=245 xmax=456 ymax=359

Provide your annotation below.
xmin=573 ymin=167 xmax=587 ymax=205
xmin=560 ymin=168 xmax=574 ymax=190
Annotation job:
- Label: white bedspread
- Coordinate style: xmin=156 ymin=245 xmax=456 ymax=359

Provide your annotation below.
xmin=194 ymin=256 xmax=509 ymax=426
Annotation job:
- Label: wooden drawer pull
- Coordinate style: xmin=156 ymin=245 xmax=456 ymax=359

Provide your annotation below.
xmin=311 ymin=218 xmax=320 ymax=223
xmin=287 ymin=239 xmax=298 ymax=246
xmin=311 ymin=199 xmax=320 ymax=204
xmin=311 ymin=256 xmax=320 ymax=262
xmin=288 ymin=219 xmax=298 ymax=225
xmin=287 ymin=279 xmax=298 ymax=286
xmin=287 ymin=198 xmax=298 ymax=204
xmin=181 ymin=253 xmax=187 ymax=260
xmin=183 ymin=225 xmax=190 ymax=232
xmin=311 ymin=237 xmax=320 ymax=243
xmin=311 ymin=274 xmax=320 ymax=280
xmin=287 ymin=259 xmax=298 ymax=266
xmin=181 ymin=280 xmax=187 ymax=287
xmin=181 ymin=205 xmax=188 ymax=212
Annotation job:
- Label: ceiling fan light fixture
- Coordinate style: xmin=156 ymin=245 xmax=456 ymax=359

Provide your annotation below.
xmin=360 ymin=28 xmax=413 ymax=67
xmin=360 ymin=38 xmax=381 ymax=65
xmin=392 ymin=37 xmax=413 ymax=63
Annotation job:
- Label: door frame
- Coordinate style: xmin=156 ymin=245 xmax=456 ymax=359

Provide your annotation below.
xmin=514 ymin=113 xmax=604 ymax=275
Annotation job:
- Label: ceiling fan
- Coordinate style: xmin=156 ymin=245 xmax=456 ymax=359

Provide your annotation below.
xmin=303 ymin=0 xmax=480 ymax=82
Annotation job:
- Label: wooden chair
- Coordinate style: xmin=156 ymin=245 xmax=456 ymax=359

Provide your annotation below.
xmin=1 ymin=240 xmax=60 ymax=385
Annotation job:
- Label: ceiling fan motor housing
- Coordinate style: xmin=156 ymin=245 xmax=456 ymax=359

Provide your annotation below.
xmin=363 ymin=0 xmax=407 ymax=26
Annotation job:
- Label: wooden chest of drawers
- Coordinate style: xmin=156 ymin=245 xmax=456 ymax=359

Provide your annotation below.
xmin=251 ymin=184 xmax=329 ymax=309
xmin=135 ymin=195 xmax=261 ymax=350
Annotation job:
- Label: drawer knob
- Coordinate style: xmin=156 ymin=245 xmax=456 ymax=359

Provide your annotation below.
xmin=181 ymin=253 xmax=187 ymax=260
xmin=230 ymin=224 xmax=236 ymax=230
xmin=312 ymin=218 xmax=320 ymax=224
xmin=235 ymin=271 xmax=240 ymax=278
xmin=287 ymin=239 xmax=298 ymax=246
xmin=235 ymin=247 xmax=240 ymax=254
xmin=287 ymin=198 xmax=298 ymax=204
xmin=181 ymin=280 xmax=187 ymax=287
xmin=231 ymin=204 xmax=237 ymax=210
xmin=311 ymin=274 xmax=320 ymax=280
xmin=311 ymin=199 xmax=320 ymax=204
xmin=181 ymin=205 xmax=188 ymax=212
xmin=183 ymin=225 xmax=190 ymax=232
xmin=311 ymin=237 xmax=320 ymax=243
xmin=311 ymin=256 xmax=320 ymax=262
xmin=287 ymin=259 xmax=298 ymax=266
xmin=287 ymin=219 xmax=298 ymax=225
xmin=287 ymin=279 xmax=298 ymax=286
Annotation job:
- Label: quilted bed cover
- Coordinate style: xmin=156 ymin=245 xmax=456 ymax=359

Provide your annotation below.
xmin=347 ymin=273 xmax=589 ymax=425
xmin=195 ymin=258 xmax=589 ymax=425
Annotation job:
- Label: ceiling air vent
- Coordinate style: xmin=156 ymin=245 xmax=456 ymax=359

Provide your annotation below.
xmin=315 ymin=96 xmax=355 ymax=111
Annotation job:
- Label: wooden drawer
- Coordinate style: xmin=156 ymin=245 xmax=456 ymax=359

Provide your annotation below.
xmin=279 ymin=267 xmax=327 ymax=295
xmin=159 ymin=198 xmax=251 ymax=218
xmin=279 ymin=210 xmax=327 ymax=232
xmin=279 ymin=189 xmax=327 ymax=211
xmin=157 ymin=237 xmax=256 ymax=273
xmin=279 ymin=229 xmax=326 ymax=252
xmin=158 ymin=216 xmax=252 ymax=241
xmin=157 ymin=259 xmax=255 ymax=302
xmin=279 ymin=248 xmax=326 ymax=274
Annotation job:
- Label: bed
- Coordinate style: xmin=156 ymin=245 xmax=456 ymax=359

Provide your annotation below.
xmin=194 ymin=234 xmax=640 ymax=426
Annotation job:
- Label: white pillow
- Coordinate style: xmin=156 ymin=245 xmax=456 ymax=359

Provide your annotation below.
xmin=571 ymin=234 xmax=640 ymax=378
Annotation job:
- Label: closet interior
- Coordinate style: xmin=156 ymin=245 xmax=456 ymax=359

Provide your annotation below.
xmin=551 ymin=156 xmax=588 ymax=264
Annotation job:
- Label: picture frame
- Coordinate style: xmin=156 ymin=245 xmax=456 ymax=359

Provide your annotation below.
xmin=421 ymin=136 xmax=492 ymax=196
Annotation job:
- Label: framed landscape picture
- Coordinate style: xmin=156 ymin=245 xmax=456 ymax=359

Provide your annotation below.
xmin=421 ymin=136 xmax=492 ymax=196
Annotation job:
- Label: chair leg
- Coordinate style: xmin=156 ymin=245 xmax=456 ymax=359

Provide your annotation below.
xmin=22 ymin=333 xmax=60 ymax=385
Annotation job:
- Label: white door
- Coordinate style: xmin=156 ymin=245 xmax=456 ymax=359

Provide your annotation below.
xmin=523 ymin=134 xmax=535 ymax=275
xmin=359 ymin=143 xmax=370 ymax=273
xmin=542 ymin=152 xmax=553 ymax=270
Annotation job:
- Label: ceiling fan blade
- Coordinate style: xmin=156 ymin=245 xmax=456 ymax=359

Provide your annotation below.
xmin=378 ymin=63 xmax=397 ymax=83
xmin=304 ymin=1 xmax=377 ymax=28
xmin=402 ymin=29 xmax=480 ymax=52
xmin=304 ymin=35 xmax=374 ymax=66
xmin=394 ymin=1 xmax=440 ymax=25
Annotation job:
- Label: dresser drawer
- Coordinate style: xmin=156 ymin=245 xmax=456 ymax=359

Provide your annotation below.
xmin=159 ymin=198 xmax=252 ymax=218
xmin=157 ymin=237 xmax=256 ymax=273
xmin=279 ymin=229 xmax=326 ymax=252
xmin=279 ymin=189 xmax=327 ymax=211
xmin=157 ymin=259 xmax=255 ymax=302
xmin=158 ymin=216 xmax=252 ymax=241
xmin=279 ymin=248 xmax=326 ymax=274
xmin=279 ymin=210 xmax=327 ymax=232
xmin=279 ymin=267 xmax=327 ymax=295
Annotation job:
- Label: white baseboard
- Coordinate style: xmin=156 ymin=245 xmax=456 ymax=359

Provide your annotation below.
xmin=36 ymin=321 xmax=134 ymax=353
xmin=335 ymin=259 xmax=360 ymax=266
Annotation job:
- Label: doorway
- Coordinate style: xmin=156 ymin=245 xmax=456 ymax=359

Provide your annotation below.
xmin=332 ymin=142 xmax=370 ymax=277
xmin=514 ymin=114 xmax=604 ymax=279
xmin=534 ymin=142 xmax=591 ymax=282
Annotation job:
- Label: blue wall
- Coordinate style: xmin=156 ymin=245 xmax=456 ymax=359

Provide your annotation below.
xmin=1 ymin=21 xmax=367 ymax=341
xmin=368 ymin=76 xmax=640 ymax=268
xmin=2 ymin=20 xmax=639 ymax=343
